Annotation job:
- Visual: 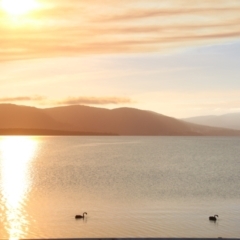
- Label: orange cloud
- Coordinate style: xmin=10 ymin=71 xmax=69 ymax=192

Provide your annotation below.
xmin=57 ymin=96 xmax=132 ymax=105
xmin=0 ymin=95 xmax=132 ymax=106
xmin=1 ymin=0 xmax=240 ymax=61
xmin=0 ymin=96 xmax=46 ymax=102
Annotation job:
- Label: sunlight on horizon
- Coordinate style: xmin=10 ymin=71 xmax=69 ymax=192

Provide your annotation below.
xmin=0 ymin=136 xmax=38 ymax=239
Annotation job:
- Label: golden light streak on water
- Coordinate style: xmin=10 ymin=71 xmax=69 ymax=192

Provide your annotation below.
xmin=0 ymin=136 xmax=38 ymax=240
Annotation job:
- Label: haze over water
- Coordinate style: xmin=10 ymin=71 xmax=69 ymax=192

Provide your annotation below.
xmin=0 ymin=136 xmax=240 ymax=239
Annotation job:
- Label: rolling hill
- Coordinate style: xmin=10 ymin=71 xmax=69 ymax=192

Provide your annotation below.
xmin=1 ymin=103 xmax=240 ymax=136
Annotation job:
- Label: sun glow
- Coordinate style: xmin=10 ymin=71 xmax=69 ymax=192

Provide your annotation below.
xmin=0 ymin=136 xmax=38 ymax=239
xmin=1 ymin=0 xmax=39 ymax=16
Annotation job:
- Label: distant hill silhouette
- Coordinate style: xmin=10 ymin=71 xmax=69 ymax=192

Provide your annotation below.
xmin=0 ymin=104 xmax=70 ymax=130
xmin=1 ymin=103 xmax=240 ymax=136
xmin=183 ymin=112 xmax=240 ymax=130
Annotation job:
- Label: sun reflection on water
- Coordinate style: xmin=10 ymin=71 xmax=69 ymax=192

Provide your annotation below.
xmin=0 ymin=136 xmax=38 ymax=239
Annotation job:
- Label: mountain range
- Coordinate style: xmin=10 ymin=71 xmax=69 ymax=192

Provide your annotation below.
xmin=183 ymin=112 xmax=240 ymax=130
xmin=1 ymin=103 xmax=240 ymax=136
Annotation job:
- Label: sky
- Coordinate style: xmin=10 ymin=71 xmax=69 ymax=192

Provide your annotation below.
xmin=1 ymin=0 xmax=240 ymax=118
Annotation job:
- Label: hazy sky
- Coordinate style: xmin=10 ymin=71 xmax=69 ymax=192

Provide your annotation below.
xmin=1 ymin=0 xmax=240 ymax=118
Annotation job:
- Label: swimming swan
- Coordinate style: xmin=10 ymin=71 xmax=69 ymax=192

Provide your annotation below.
xmin=75 ymin=212 xmax=87 ymax=219
xmin=209 ymin=215 xmax=218 ymax=221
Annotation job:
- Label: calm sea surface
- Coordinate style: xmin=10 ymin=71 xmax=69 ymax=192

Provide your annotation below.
xmin=0 ymin=136 xmax=240 ymax=239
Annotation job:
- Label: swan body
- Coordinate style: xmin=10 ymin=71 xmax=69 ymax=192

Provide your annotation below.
xmin=209 ymin=214 xmax=218 ymax=221
xmin=75 ymin=212 xmax=87 ymax=219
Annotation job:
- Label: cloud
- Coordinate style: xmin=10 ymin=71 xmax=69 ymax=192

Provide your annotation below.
xmin=56 ymin=96 xmax=132 ymax=105
xmin=95 ymin=7 xmax=240 ymax=22
xmin=1 ymin=0 xmax=240 ymax=61
xmin=0 ymin=95 xmax=133 ymax=107
xmin=0 ymin=95 xmax=46 ymax=102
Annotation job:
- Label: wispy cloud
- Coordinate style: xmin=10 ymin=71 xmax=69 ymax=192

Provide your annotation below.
xmin=56 ymin=96 xmax=132 ymax=105
xmin=0 ymin=95 xmax=132 ymax=106
xmin=1 ymin=0 xmax=240 ymax=61
xmin=0 ymin=95 xmax=46 ymax=102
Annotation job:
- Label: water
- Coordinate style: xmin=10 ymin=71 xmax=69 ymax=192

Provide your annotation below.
xmin=0 ymin=136 xmax=240 ymax=239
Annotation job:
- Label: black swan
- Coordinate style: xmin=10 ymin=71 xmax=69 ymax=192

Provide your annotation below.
xmin=75 ymin=212 xmax=87 ymax=219
xmin=209 ymin=215 xmax=218 ymax=221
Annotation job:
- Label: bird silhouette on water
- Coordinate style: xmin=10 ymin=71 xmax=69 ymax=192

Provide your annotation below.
xmin=75 ymin=212 xmax=87 ymax=219
xmin=209 ymin=214 xmax=218 ymax=221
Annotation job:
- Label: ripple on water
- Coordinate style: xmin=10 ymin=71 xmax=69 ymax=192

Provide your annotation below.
xmin=0 ymin=136 xmax=240 ymax=238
